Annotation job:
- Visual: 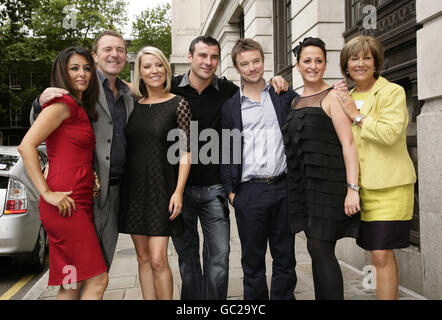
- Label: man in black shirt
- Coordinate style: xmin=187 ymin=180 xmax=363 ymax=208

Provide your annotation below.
xmin=170 ymin=36 xmax=289 ymax=300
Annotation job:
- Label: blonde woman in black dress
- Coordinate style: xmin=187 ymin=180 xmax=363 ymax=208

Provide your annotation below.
xmin=119 ymin=47 xmax=191 ymax=300
xmin=282 ymin=38 xmax=360 ymax=299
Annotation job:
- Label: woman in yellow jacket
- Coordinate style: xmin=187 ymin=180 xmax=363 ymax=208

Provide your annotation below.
xmin=336 ymin=35 xmax=416 ymax=300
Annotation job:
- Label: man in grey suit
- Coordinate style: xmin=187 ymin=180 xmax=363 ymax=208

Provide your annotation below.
xmin=30 ymin=30 xmax=134 ymax=268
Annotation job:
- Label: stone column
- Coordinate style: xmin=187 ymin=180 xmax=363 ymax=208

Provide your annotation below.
xmin=416 ymin=1 xmax=442 ymax=300
xmin=291 ymin=0 xmax=346 ymax=90
xmin=170 ymin=0 xmax=201 ymax=75
xmin=219 ymin=27 xmax=242 ymax=83
xmin=243 ymin=0 xmax=274 ymax=80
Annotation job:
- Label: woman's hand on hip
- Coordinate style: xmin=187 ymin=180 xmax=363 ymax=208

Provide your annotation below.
xmin=42 ymin=190 xmax=77 ymax=217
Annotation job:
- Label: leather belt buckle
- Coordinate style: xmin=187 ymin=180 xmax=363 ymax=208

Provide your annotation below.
xmin=266 ymin=176 xmax=274 ymax=184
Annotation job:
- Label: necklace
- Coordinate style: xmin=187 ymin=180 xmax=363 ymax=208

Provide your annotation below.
xmin=140 ymin=95 xmax=168 ymax=107
xmin=139 ymin=98 xmax=154 ymax=107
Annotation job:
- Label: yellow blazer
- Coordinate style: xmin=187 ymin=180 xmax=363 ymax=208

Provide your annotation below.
xmin=350 ymin=76 xmax=416 ymax=189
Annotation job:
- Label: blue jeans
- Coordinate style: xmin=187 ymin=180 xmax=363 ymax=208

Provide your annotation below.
xmin=172 ymin=184 xmax=230 ymax=300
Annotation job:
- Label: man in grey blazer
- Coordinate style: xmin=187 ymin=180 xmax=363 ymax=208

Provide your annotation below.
xmin=30 ymin=30 xmax=134 ymax=268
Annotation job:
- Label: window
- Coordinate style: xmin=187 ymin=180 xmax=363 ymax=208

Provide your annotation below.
xmin=286 ymin=1 xmax=292 ymax=68
xmin=351 ymin=0 xmax=363 ymax=26
xmin=30 ymin=72 xmax=36 ymax=88
xmin=9 ymin=73 xmax=21 ymax=90
xmin=0 ymin=154 xmax=19 ymax=172
xmin=7 ymin=135 xmax=21 ymax=146
xmin=10 ymin=108 xmax=22 ymax=128
xmin=239 ymin=12 xmax=245 ymax=39
xmin=38 ymin=151 xmax=48 ymax=170
xmin=273 ymin=0 xmax=293 ymax=84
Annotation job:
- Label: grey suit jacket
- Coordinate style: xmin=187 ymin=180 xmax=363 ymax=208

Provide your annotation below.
xmin=93 ymin=81 xmax=134 ymax=208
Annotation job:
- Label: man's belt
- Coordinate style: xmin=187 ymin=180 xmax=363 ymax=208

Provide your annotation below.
xmin=248 ymin=173 xmax=286 ymax=184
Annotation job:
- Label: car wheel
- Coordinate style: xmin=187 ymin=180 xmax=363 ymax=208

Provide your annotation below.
xmin=30 ymin=226 xmax=47 ymax=272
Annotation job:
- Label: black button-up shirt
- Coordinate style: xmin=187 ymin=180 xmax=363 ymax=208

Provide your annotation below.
xmin=97 ymin=70 xmax=129 ymax=177
xmin=171 ymin=71 xmax=238 ymax=186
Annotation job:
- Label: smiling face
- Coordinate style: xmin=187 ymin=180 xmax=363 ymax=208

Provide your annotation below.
xmin=234 ymin=49 xmax=264 ymax=85
xmin=347 ymin=49 xmax=376 ymax=86
xmin=296 ymin=45 xmax=326 ymax=84
xmin=92 ymin=35 xmax=126 ymax=78
xmin=139 ymin=53 xmax=166 ymax=90
xmin=67 ymin=54 xmax=92 ymax=96
xmin=187 ymin=42 xmax=220 ymax=81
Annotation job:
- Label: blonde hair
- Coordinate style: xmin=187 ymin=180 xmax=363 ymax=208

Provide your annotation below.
xmin=133 ymin=46 xmax=172 ymax=97
xmin=340 ymin=35 xmax=385 ymax=80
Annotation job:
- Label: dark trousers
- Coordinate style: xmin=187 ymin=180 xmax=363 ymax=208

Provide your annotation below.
xmin=232 ymin=179 xmax=297 ymax=300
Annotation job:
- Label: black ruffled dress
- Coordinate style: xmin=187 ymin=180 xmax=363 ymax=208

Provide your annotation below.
xmin=281 ymin=88 xmax=360 ymax=241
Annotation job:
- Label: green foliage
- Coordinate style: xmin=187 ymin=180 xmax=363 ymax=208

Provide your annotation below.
xmin=119 ymin=63 xmax=131 ymax=83
xmin=0 ymin=0 xmax=173 ymax=123
xmin=129 ymin=2 xmax=172 ymax=58
xmin=0 ymin=0 xmax=128 ymax=120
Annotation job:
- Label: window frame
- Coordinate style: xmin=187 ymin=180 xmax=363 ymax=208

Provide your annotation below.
xmin=273 ymin=0 xmax=293 ymax=84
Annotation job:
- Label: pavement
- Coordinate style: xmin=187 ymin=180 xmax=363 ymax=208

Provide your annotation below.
xmin=23 ymin=205 xmax=426 ymax=301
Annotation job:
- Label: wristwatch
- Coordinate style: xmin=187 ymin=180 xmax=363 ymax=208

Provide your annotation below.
xmin=353 ymin=114 xmax=365 ymax=125
xmin=346 ymin=183 xmax=360 ymax=191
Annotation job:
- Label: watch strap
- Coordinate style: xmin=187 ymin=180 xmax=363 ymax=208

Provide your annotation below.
xmin=346 ymin=183 xmax=360 ymax=191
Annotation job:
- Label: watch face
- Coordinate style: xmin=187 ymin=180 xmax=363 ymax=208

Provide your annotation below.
xmin=354 ymin=115 xmax=364 ymax=124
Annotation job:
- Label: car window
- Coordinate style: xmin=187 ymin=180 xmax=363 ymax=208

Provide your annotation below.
xmin=0 ymin=176 xmax=8 ymax=188
xmin=38 ymin=151 xmax=48 ymax=169
xmin=0 ymin=154 xmax=19 ymax=171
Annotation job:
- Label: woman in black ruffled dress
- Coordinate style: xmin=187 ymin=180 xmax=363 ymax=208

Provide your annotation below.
xmin=282 ymin=38 xmax=360 ymax=300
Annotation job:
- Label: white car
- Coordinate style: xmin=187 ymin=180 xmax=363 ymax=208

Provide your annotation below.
xmin=0 ymin=145 xmax=48 ymax=272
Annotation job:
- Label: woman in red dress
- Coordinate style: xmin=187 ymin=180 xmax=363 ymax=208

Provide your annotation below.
xmin=18 ymin=47 xmax=108 ymax=299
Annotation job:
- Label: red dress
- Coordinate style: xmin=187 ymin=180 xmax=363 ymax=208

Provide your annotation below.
xmin=39 ymin=95 xmax=107 ymax=286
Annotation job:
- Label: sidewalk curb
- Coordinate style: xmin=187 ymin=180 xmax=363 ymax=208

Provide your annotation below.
xmin=338 ymin=260 xmax=428 ymax=300
xmin=22 ymin=270 xmax=49 ymax=300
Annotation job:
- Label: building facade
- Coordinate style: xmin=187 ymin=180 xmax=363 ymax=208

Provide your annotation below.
xmin=0 ymin=62 xmax=47 ymax=146
xmin=170 ymin=0 xmax=442 ymax=299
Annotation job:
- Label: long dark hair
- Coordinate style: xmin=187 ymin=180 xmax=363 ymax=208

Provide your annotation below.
xmin=50 ymin=46 xmax=98 ymax=121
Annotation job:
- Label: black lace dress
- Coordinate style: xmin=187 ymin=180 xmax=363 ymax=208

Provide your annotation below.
xmin=119 ymin=95 xmax=191 ymax=236
xmin=281 ymin=88 xmax=360 ymax=241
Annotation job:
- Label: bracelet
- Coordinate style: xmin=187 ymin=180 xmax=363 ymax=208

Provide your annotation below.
xmin=346 ymin=183 xmax=360 ymax=191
